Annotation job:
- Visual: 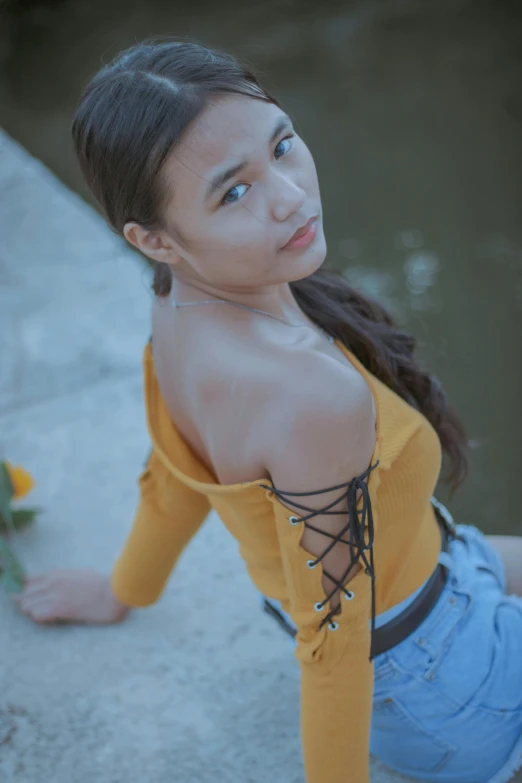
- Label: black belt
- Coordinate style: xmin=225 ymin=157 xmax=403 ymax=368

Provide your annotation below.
xmin=262 ymin=499 xmax=461 ymax=657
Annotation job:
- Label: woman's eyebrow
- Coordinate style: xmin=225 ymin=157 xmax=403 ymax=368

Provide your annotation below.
xmin=204 ymin=115 xmax=293 ymax=201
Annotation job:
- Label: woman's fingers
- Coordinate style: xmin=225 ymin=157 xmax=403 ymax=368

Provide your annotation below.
xmin=16 ymin=584 xmax=39 ymax=601
xmin=17 ymin=572 xmax=69 ymax=601
xmin=17 ymin=600 xmax=58 ymax=623
xmin=11 ymin=568 xmax=129 ymax=626
xmin=14 ymin=582 xmax=68 ymax=622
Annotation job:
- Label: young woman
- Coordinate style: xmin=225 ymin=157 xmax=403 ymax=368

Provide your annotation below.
xmin=13 ymin=38 xmax=522 ymax=783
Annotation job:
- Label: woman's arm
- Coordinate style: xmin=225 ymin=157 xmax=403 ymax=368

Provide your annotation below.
xmin=110 ymin=446 xmax=212 ymax=606
xmin=262 ymin=353 xmax=377 ymax=783
xmin=14 ymin=446 xmax=212 ymax=625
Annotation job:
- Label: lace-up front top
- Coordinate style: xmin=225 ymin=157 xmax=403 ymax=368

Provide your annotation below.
xmin=111 ymin=337 xmax=444 ymax=783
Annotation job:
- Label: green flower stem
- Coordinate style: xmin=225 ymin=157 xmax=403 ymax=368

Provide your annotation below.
xmin=0 ymin=536 xmax=25 ymax=592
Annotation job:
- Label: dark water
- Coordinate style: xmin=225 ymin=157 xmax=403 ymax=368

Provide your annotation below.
xmin=1 ymin=0 xmax=521 ymax=533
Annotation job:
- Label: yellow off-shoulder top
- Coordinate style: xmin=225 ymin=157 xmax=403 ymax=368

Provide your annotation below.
xmin=111 ymin=337 xmax=443 ymax=783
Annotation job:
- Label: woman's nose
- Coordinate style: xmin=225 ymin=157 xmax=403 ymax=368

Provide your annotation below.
xmin=270 ymin=171 xmax=306 ymax=222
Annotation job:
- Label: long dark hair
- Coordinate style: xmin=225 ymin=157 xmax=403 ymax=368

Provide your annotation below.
xmin=71 ymin=36 xmax=468 ymax=497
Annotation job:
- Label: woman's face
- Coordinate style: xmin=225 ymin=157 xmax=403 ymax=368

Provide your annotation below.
xmin=130 ymin=93 xmax=327 ymax=291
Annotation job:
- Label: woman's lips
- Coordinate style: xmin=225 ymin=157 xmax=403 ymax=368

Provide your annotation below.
xmin=282 ymin=218 xmax=318 ymax=250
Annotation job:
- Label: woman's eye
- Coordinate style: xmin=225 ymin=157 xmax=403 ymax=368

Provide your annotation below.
xmin=220 ymin=133 xmax=295 ymax=206
xmin=221 ymin=183 xmax=249 ymax=205
xmin=274 ymin=133 xmax=295 ymax=159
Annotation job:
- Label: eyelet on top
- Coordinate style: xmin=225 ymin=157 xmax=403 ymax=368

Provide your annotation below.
xmin=328 ymin=621 xmax=339 ymax=631
xmin=306 ymin=559 xmax=317 ymax=569
xmin=314 ymin=601 xmax=324 ymax=612
xmin=344 ymin=590 xmax=355 ymax=600
xmin=288 ymin=515 xmax=301 ymax=525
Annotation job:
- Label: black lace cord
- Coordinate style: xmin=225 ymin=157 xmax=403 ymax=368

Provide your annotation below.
xmin=260 ymin=459 xmax=380 ymax=660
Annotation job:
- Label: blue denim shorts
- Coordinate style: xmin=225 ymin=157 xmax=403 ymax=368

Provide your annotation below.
xmin=261 ymin=523 xmax=522 ymax=783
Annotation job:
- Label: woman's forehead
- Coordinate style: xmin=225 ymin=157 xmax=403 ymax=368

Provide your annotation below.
xmin=191 ymin=95 xmax=283 ymax=149
xmin=165 ymin=97 xmax=288 ymax=191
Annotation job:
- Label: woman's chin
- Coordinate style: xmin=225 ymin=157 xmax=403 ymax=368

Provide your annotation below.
xmin=291 ymin=234 xmax=327 ymax=279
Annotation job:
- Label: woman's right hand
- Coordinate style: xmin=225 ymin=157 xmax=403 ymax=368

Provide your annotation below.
xmin=12 ymin=569 xmax=132 ymax=625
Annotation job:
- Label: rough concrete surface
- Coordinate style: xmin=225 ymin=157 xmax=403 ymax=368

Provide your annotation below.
xmin=0 ymin=128 xmax=519 ymax=783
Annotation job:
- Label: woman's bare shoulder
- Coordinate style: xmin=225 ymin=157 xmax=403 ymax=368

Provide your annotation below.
xmin=256 ymin=347 xmax=376 ymax=485
xmin=151 ymin=299 xmax=374 ymax=486
xmin=197 ymin=340 xmax=376 ymax=485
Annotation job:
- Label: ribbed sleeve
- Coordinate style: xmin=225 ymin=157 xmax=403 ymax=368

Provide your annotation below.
xmin=110 ymin=447 xmax=212 ymax=606
xmin=265 ymin=482 xmax=380 ymax=783
xmin=299 ymin=603 xmax=373 ymax=783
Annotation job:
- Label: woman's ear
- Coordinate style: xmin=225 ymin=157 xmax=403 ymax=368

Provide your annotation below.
xmin=123 ymin=221 xmax=183 ymax=266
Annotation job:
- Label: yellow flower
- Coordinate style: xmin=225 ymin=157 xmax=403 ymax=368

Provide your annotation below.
xmin=5 ymin=462 xmax=34 ymax=500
